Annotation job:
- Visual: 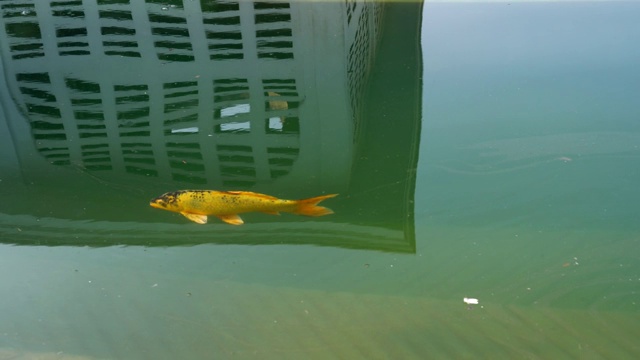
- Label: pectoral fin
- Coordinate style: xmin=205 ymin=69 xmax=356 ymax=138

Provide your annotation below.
xmin=216 ymin=214 xmax=244 ymax=225
xmin=181 ymin=212 xmax=208 ymax=224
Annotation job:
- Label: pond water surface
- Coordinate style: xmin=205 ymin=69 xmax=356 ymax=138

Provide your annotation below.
xmin=1 ymin=1 xmax=639 ymax=359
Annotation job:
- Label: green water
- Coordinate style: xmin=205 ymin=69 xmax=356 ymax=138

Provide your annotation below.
xmin=1 ymin=1 xmax=639 ymax=359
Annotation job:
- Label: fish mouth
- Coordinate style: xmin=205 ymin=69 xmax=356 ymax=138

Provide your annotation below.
xmin=149 ymin=201 xmax=163 ymax=209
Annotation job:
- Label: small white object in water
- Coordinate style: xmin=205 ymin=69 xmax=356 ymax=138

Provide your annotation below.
xmin=463 ymin=297 xmax=479 ymax=305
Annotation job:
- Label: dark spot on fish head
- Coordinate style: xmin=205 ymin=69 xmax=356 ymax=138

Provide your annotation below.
xmin=150 ymin=192 xmax=180 ymax=211
xmin=149 ymin=196 xmax=167 ymax=209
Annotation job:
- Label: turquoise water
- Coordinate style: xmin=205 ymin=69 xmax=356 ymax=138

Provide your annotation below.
xmin=1 ymin=1 xmax=640 ymax=359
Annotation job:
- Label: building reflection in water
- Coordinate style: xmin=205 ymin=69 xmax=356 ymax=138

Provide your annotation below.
xmin=0 ymin=0 xmax=422 ymax=253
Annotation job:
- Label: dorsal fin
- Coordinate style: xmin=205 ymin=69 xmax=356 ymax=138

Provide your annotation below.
xmin=220 ymin=191 xmax=280 ymax=201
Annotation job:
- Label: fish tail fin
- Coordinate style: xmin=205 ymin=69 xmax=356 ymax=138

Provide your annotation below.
xmin=294 ymin=194 xmax=338 ymax=217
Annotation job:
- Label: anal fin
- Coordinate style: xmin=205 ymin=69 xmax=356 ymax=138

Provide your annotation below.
xmin=216 ymin=214 xmax=244 ymax=225
xmin=181 ymin=212 xmax=208 ymax=224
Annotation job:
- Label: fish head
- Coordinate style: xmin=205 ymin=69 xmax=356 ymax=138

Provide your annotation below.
xmin=149 ymin=191 xmax=182 ymax=212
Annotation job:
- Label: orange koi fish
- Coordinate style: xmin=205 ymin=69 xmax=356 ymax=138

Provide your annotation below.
xmin=150 ymin=190 xmax=338 ymax=225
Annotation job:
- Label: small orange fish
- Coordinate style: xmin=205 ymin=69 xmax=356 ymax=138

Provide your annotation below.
xmin=150 ymin=190 xmax=338 ymax=225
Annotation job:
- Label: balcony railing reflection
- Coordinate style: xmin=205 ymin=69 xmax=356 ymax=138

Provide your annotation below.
xmin=0 ymin=0 xmax=421 ymax=253
xmin=0 ymin=0 xmax=315 ymax=186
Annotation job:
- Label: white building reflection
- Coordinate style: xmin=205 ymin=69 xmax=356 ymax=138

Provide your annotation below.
xmin=1 ymin=0 xmax=382 ymax=191
xmin=0 ymin=0 xmax=421 ymax=253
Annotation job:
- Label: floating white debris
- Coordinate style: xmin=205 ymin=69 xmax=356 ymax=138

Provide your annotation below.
xmin=463 ymin=297 xmax=479 ymax=305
